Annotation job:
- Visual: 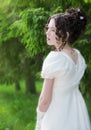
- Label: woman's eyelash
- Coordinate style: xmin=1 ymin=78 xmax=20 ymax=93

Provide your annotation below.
xmin=51 ymin=29 xmax=55 ymax=32
xmin=44 ymin=26 xmax=48 ymax=31
xmin=44 ymin=26 xmax=56 ymax=32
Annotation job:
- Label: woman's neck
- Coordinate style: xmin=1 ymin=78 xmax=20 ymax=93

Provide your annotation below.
xmin=55 ymin=42 xmax=73 ymax=51
xmin=63 ymin=43 xmax=73 ymax=50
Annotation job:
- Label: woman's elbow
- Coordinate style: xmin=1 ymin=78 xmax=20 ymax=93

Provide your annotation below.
xmin=38 ymin=97 xmax=51 ymax=111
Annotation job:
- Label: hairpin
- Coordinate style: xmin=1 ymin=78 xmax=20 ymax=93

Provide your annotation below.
xmin=77 ymin=8 xmax=80 ymax=12
xmin=80 ymin=16 xmax=84 ymax=20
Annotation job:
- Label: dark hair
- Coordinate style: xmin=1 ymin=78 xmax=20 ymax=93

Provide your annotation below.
xmin=47 ymin=8 xmax=87 ymax=49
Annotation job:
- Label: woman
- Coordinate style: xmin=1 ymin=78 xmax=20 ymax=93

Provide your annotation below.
xmin=35 ymin=8 xmax=91 ymax=130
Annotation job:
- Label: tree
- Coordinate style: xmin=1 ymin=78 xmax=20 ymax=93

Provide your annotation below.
xmin=0 ymin=2 xmax=50 ymax=93
xmin=8 ymin=8 xmax=50 ymax=93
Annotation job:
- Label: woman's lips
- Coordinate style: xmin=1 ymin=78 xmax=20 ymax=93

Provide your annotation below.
xmin=47 ymin=37 xmax=50 ymax=41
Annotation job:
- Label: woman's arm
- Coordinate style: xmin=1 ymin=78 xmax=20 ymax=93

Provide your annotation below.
xmin=37 ymin=78 xmax=54 ymax=112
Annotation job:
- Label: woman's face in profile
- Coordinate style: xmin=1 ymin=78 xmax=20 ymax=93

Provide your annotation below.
xmin=45 ymin=19 xmax=57 ymax=46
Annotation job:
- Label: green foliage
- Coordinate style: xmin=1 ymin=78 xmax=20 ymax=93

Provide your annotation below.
xmin=9 ymin=8 xmax=49 ymax=56
xmin=0 ymin=3 xmax=48 ymax=90
xmin=50 ymin=6 xmax=63 ymax=14
xmin=85 ymin=23 xmax=91 ymax=35
xmin=84 ymin=0 xmax=91 ymax=3
xmin=74 ymin=21 xmax=91 ymax=97
xmin=0 ymin=39 xmax=26 ymax=84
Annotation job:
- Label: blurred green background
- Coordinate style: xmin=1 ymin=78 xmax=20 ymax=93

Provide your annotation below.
xmin=0 ymin=0 xmax=91 ymax=129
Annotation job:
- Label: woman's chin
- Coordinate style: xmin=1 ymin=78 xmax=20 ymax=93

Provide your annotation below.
xmin=47 ymin=42 xmax=53 ymax=46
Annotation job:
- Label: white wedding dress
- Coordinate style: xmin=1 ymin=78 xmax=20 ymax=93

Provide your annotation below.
xmin=41 ymin=49 xmax=91 ymax=130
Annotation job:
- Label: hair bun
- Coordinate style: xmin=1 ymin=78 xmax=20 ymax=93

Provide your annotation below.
xmin=65 ymin=8 xmax=87 ymax=31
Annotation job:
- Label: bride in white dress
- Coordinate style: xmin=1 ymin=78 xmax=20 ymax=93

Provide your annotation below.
xmin=35 ymin=8 xmax=91 ymax=130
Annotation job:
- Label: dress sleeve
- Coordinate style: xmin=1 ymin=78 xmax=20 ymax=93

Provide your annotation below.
xmin=41 ymin=52 xmax=66 ymax=79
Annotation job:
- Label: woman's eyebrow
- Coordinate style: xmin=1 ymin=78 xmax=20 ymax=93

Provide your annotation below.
xmin=48 ymin=26 xmax=56 ymax=29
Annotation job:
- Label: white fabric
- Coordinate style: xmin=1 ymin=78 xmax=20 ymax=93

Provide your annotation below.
xmin=35 ymin=108 xmax=45 ymax=130
xmin=41 ymin=49 xmax=91 ymax=130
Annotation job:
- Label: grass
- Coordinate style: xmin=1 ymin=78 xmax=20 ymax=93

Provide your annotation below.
xmin=0 ymin=80 xmax=91 ymax=130
xmin=0 ymin=81 xmax=42 ymax=130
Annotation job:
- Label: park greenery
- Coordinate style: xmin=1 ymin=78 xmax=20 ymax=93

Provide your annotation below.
xmin=0 ymin=0 xmax=91 ymax=129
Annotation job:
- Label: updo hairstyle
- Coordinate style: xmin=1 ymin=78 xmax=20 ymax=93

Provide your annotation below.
xmin=46 ymin=8 xmax=87 ymax=49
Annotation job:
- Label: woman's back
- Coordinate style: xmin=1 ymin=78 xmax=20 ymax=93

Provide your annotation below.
xmin=41 ymin=50 xmax=91 ymax=130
